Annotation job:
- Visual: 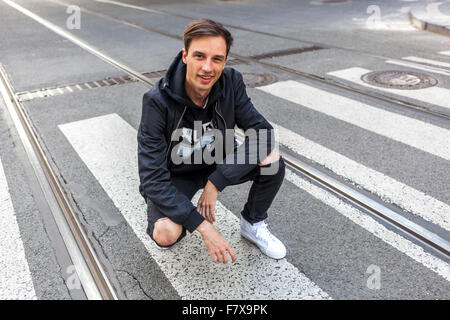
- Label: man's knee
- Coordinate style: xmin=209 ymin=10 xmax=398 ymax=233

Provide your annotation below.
xmin=152 ymin=218 xmax=182 ymax=247
xmin=260 ymin=156 xmax=285 ymax=181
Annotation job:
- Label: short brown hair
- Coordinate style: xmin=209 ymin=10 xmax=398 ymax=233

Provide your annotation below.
xmin=183 ymin=19 xmax=234 ymax=57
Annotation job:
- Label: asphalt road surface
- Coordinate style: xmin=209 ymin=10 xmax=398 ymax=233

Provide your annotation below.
xmin=0 ymin=0 xmax=449 ymax=300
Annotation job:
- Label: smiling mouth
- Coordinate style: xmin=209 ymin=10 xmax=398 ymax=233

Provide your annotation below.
xmin=198 ymin=74 xmax=214 ymax=82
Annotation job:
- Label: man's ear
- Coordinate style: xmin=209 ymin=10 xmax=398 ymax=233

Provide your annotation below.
xmin=182 ymin=48 xmax=187 ymax=64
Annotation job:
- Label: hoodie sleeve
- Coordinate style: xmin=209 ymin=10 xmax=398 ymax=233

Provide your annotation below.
xmin=138 ymin=91 xmax=204 ymax=233
xmin=208 ymin=70 xmax=275 ymax=191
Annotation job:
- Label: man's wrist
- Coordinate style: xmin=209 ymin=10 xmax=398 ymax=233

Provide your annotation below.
xmin=206 ymin=180 xmax=219 ymax=193
xmin=196 ymin=220 xmax=211 ymax=235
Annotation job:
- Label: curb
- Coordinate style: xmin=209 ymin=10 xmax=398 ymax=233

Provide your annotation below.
xmin=408 ymin=7 xmax=450 ymax=38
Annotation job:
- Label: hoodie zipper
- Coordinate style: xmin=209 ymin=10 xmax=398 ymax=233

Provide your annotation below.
xmin=166 ymin=105 xmax=187 ymax=158
xmin=214 ymin=101 xmax=227 ymax=129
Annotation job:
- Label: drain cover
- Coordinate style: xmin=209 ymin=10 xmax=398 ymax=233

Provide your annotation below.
xmin=361 ymin=70 xmax=438 ymax=89
xmin=242 ymin=72 xmax=278 ymax=88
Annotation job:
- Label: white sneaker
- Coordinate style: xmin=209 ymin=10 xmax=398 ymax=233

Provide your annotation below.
xmin=240 ymin=216 xmax=286 ymax=259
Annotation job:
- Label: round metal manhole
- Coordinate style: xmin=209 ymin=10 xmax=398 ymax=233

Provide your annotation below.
xmin=242 ymin=72 xmax=278 ymax=88
xmin=361 ymin=70 xmax=438 ymax=90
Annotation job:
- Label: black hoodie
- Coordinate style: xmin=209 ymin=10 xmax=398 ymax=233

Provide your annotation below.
xmin=137 ymin=51 xmax=274 ymax=233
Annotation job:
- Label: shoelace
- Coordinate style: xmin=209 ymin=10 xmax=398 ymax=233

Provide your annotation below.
xmin=255 ymin=222 xmax=278 ymax=242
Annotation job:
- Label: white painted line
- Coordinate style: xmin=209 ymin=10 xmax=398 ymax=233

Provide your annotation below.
xmin=65 ymin=86 xmax=74 ymax=93
xmin=84 ymin=83 xmax=92 ymax=89
xmin=0 ymin=157 xmax=37 ymax=299
xmin=284 ymin=169 xmax=450 ymax=282
xmin=401 ymin=56 xmax=450 ymax=69
xmin=258 ymin=79 xmax=450 ymax=161
xmin=94 ymin=0 xmax=165 ymax=15
xmin=75 ymin=84 xmax=83 ymax=91
xmin=271 ymin=122 xmax=450 ymax=231
xmin=2 ymin=0 xmax=152 ymax=86
xmin=57 ymin=88 xmax=64 ymax=95
xmin=1 ymin=65 xmax=104 ymax=299
xmin=386 ymin=59 xmax=450 ymax=77
xmin=59 ymin=113 xmax=330 ymax=300
xmin=327 ymin=67 xmax=450 ymax=111
xmin=438 ymin=51 xmax=450 ymax=56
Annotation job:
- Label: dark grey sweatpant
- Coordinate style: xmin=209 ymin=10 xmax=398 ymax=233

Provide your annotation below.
xmin=146 ymin=157 xmax=286 ymax=247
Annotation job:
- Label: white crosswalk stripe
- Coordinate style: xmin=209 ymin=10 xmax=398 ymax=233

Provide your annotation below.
xmin=284 ymin=169 xmax=450 ymax=282
xmin=270 ymin=122 xmax=450 ymax=232
xmin=0 ymin=156 xmax=36 ymax=300
xmin=438 ymin=51 xmax=450 ymax=57
xmin=258 ymin=79 xmax=450 ymax=161
xmin=58 ymin=113 xmax=330 ymax=300
xmin=327 ymin=67 xmax=450 ymax=110
xmin=401 ymin=56 xmax=450 ymax=69
xmin=385 ymin=59 xmax=450 ymax=77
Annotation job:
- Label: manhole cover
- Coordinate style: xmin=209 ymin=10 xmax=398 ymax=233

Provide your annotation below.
xmin=242 ymin=72 xmax=278 ymax=88
xmin=361 ymin=70 xmax=438 ymax=90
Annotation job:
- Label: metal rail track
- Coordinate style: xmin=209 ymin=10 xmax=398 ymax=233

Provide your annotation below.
xmin=48 ymin=0 xmax=450 ymax=121
xmin=94 ymin=0 xmax=450 ymax=73
xmin=0 ymin=64 xmax=118 ymax=300
xmin=233 ymin=130 xmax=450 ymax=258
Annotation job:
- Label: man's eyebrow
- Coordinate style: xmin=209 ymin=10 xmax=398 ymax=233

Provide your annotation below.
xmin=192 ymin=51 xmax=225 ymax=60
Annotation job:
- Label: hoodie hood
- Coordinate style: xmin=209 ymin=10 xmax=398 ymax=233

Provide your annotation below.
xmin=160 ymin=51 xmax=224 ymax=109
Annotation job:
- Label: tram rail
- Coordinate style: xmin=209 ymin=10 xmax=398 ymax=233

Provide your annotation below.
xmin=0 ymin=64 xmax=118 ymax=300
xmin=48 ymin=0 xmax=450 ymax=121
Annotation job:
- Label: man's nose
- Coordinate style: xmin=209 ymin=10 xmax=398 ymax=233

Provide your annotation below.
xmin=202 ymin=59 xmax=213 ymax=73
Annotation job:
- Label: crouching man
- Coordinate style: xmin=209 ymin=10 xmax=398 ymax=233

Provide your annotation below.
xmin=138 ymin=19 xmax=286 ymax=264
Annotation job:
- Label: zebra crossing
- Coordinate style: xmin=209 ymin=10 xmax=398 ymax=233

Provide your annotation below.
xmin=271 ymin=122 xmax=450 ymax=231
xmin=2 ymin=53 xmax=450 ymax=299
xmin=258 ymin=79 xmax=450 ymax=160
xmin=0 ymin=156 xmax=36 ymax=300
xmin=58 ymin=113 xmax=330 ymax=300
xmin=328 ymin=67 xmax=450 ymax=111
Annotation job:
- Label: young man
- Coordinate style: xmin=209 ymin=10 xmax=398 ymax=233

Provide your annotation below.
xmin=138 ymin=19 xmax=286 ymax=264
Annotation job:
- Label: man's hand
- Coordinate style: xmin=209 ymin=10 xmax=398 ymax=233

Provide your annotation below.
xmin=258 ymin=150 xmax=280 ymax=166
xmin=197 ymin=221 xmax=237 ymax=264
xmin=197 ymin=180 xmax=219 ymax=224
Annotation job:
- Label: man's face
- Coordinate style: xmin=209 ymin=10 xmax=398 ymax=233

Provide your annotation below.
xmin=182 ymin=36 xmax=227 ymax=98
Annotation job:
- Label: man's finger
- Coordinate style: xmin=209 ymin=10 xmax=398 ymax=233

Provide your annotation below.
xmin=211 ymin=204 xmax=215 ymax=222
xmin=228 ymin=247 xmax=237 ymax=263
xmin=222 ymin=251 xmax=229 ymax=264
xmin=202 ymin=204 xmax=208 ymax=220
xmin=209 ymin=205 xmax=215 ymax=223
xmin=196 ymin=201 xmax=202 ymax=216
